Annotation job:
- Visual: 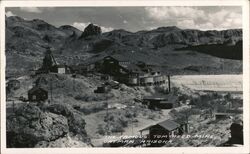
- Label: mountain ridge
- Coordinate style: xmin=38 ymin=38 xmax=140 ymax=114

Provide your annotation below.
xmin=5 ymin=16 xmax=243 ymax=77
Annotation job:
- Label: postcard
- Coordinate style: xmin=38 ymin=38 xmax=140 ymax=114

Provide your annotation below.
xmin=0 ymin=0 xmax=249 ymax=154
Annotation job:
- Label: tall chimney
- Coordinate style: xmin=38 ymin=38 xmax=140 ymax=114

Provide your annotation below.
xmin=168 ymin=75 xmax=171 ymax=92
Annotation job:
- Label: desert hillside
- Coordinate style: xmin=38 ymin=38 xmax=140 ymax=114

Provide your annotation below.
xmin=5 ymin=16 xmax=242 ymax=77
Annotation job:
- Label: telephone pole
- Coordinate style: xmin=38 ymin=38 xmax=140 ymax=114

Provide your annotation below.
xmin=106 ymin=101 xmax=110 ymax=135
xmin=12 ymin=100 xmax=15 ymax=115
xmin=50 ymin=75 xmax=53 ymax=101
xmin=72 ymin=73 xmax=76 ymax=91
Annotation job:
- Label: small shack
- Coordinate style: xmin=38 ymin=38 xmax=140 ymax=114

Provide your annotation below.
xmin=142 ymin=96 xmax=179 ymax=110
xmin=28 ymin=87 xmax=48 ymax=102
xmin=51 ymin=65 xmax=71 ymax=74
xmin=94 ymin=84 xmax=111 ymax=93
xmin=139 ymin=119 xmax=188 ymax=147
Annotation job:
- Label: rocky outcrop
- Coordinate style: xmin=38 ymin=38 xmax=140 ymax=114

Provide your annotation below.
xmin=6 ymin=103 xmax=89 ymax=148
xmin=151 ymin=29 xmax=242 ymax=48
xmin=7 ymin=104 xmax=69 ymax=147
xmin=46 ymin=104 xmax=88 ymax=139
xmin=81 ymin=23 xmax=101 ymax=37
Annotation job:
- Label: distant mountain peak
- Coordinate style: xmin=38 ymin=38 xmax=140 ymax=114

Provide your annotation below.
xmin=154 ymin=26 xmax=181 ymax=32
xmin=7 ymin=16 xmax=24 ymax=22
xmin=81 ymin=23 xmax=102 ymax=37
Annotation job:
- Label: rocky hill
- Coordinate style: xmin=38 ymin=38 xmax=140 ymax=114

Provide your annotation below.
xmin=5 ymin=16 xmax=242 ymax=77
xmin=7 ymin=103 xmax=90 ymax=147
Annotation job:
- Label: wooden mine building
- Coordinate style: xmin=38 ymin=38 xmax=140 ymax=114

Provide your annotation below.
xmin=139 ymin=119 xmax=188 ymax=147
xmin=28 ymin=87 xmax=48 ymax=102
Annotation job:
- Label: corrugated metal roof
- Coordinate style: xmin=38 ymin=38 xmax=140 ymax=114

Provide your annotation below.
xmin=139 ymin=119 xmax=182 ymax=132
xmin=110 ymin=54 xmax=130 ymax=62
xmin=120 ymin=63 xmax=144 ymax=73
xmin=157 ymin=119 xmax=180 ymax=131
xmin=28 ymin=87 xmax=47 ymax=94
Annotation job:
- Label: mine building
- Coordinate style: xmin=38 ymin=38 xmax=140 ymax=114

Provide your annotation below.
xmin=51 ymin=64 xmax=71 ymax=74
xmin=142 ymin=95 xmax=179 ymax=110
xmin=28 ymin=87 xmax=48 ymax=102
xmin=102 ymin=55 xmax=131 ymax=75
xmin=101 ymin=55 xmax=167 ymax=86
xmin=71 ymin=63 xmax=95 ymax=74
xmin=78 ymin=54 xmax=168 ymax=86
xmin=73 ymin=55 xmax=105 ymax=74
xmin=36 ymin=48 xmax=70 ymax=74
xmin=139 ymin=119 xmax=188 ymax=147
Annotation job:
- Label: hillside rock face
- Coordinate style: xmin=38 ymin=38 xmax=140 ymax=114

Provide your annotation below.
xmin=81 ymin=23 xmax=101 ymax=37
xmin=46 ymin=104 xmax=88 ymax=139
xmin=6 ymin=103 xmax=89 ymax=148
xmin=7 ymin=104 xmax=69 ymax=147
xmin=5 ymin=16 xmax=242 ymax=57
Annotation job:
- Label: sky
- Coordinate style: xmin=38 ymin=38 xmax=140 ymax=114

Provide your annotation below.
xmin=5 ymin=6 xmax=242 ymax=32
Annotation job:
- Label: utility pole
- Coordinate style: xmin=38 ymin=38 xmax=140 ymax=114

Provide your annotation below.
xmin=131 ymin=106 xmax=135 ymax=136
xmin=168 ymin=75 xmax=171 ymax=92
xmin=72 ymin=73 xmax=76 ymax=91
xmin=106 ymin=101 xmax=110 ymax=135
xmin=12 ymin=100 xmax=15 ymax=115
xmin=131 ymin=114 xmax=134 ymax=135
xmin=50 ymin=75 xmax=53 ymax=102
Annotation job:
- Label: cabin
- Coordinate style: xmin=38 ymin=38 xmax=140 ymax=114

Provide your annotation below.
xmin=94 ymin=84 xmax=111 ymax=93
xmin=142 ymin=97 xmax=166 ymax=109
xmin=139 ymin=119 xmax=188 ymax=147
xmin=142 ymin=96 xmax=179 ymax=110
xmin=51 ymin=64 xmax=71 ymax=74
xmin=28 ymin=87 xmax=48 ymax=102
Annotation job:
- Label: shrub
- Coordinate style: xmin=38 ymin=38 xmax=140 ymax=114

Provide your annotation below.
xmin=97 ymin=124 xmax=106 ymax=135
xmin=74 ymin=93 xmax=114 ymax=102
xmin=145 ymin=86 xmax=155 ymax=93
xmin=111 ymin=124 xmax=124 ymax=133
xmin=147 ymin=114 xmax=156 ymax=120
xmin=80 ymin=103 xmax=106 ymax=115
xmin=118 ymin=116 xmax=128 ymax=127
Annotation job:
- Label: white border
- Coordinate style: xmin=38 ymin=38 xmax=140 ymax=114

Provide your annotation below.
xmin=0 ymin=0 xmax=249 ymax=154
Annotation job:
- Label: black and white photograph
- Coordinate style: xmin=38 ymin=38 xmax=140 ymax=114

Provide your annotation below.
xmin=0 ymin=0 xmax=249 ymax=153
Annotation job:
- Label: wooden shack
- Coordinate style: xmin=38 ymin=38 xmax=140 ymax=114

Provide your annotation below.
xmin=28 ymin=87 xmax=48 ymax=102
xmin=142 ymin=96 xmax=179 ymax=110
xmin=51 ymin=64 xmax=71 ymax=74
xmin=139 ymin=119 xmax=188 ymax=147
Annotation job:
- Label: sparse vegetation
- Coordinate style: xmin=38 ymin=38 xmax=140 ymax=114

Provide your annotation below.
xmin=74 ymin=93 xmax=114 ymax=102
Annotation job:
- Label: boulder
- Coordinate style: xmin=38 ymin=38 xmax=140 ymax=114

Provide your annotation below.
xmin=46 ymin=104 xmax=88 ymax=139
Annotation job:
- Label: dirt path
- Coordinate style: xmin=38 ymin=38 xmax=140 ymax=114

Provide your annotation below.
xmin=84 ymin=107 xmax=185 ymax=147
